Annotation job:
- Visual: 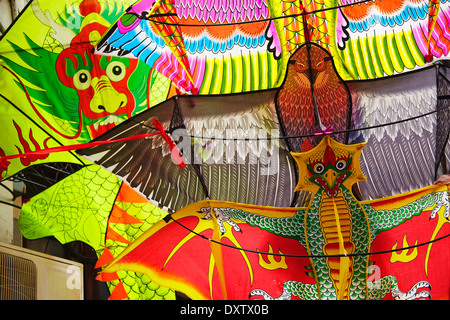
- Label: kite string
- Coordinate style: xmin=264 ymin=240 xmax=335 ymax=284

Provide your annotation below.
xmin=0 ymin=125 xmax=179 ymax=171
xmin=165 ymin=214 xmax=450 ymax=259
xmin=148 ymin=96 xmax=450 ymax=141
xmin=0 ymin=132 xmax=161 ymax=161
xmin=2 ymin=94 xmax=449 ymax=165
xmin=0 ymin=118 xmax=186 ymax=169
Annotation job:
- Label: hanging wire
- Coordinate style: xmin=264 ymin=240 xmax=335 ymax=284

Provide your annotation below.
xmin=0 ymin=181 xmax=16 ymax=200
xmin=0 ymin=0 xmax=377 ymax=55
xmin=130 ymin=83 xmax=450 ymax=142
xmin=135 ymin=0 xmax=376 ymax=27
xmin=0 ymin=199 xmax=21 ymax=209
xmin=165 ymin=214 xmax=450 ymax=259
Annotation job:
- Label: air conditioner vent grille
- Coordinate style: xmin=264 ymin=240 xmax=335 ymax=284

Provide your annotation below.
xmin=0 ymin=252 xmax=37 ymax=300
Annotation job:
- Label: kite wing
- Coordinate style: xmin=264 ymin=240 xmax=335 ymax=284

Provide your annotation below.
xmin=78 ymin=90 xmax=299 ymax=212
xmin=348 ymin=65 xmax=450 ymax=200
xmin=100 ymin=200 xmax=313 ymax=300
xmin=94 ymin=0 xmax=286 ymax=94
xmin=333 ymin=0 xmax=450 ymax=80
xmin=99 ymin=166 xmax=450 ymax=300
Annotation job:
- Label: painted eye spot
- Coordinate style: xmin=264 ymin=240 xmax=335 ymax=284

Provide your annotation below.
xmin=313 ymin=162 xmax=325 ymax=174
xmin=106 ymin=61 xmax=126 ymax=82
xmin=336 ymin=159 xmax=347 ymax=171
xmin=73 ymin=69 xmax=91 ymax=90
xmin=316 ymin=60 xmax=325 ymax=71
xmin=121 ymin=13 xmax=138 ymax=27
xmin=295 ymin=61 xmax=308 ymax=72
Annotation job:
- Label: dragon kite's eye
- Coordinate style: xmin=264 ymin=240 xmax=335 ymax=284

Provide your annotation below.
xmin=313 ymin=162 xmax=325 ymax=174
xmin=73 ymin=70 xmax=91 ymax=90
xmin=106 ymin=61 xmax=126 ymax=82
xmin=336 ymin=159 xmax=347 ymax=171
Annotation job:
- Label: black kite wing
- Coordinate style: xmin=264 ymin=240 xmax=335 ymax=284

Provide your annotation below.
xmin=78 ymin=90 xmax=299 ymax=211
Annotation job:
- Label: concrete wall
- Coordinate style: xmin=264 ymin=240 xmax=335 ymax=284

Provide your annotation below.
xmin=0 ymin=0 xmax=29 ymax=35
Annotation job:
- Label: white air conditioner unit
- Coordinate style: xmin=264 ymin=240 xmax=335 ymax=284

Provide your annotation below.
xmin=0 ymin=242 xmax=83 ymax=300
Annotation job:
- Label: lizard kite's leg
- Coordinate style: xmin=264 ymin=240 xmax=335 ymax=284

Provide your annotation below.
xmin=368 ymin=275 xmax=431 ymax=300
xmin=368 ymin=275 xmax=397 ymax=300
xmin=249 ymin=281 xmax=319 ymax=300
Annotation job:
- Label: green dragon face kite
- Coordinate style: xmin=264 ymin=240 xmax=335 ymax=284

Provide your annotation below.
xmin=1 ymin=0 xmax=171 ymax=142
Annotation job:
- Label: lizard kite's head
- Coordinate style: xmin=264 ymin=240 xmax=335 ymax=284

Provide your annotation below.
xmin=291 ymin=136 xmax=366 ymax=197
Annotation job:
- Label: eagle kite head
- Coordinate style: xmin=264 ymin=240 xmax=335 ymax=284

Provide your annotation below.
xmin=291 ymin=136 xmax=366 ymax=197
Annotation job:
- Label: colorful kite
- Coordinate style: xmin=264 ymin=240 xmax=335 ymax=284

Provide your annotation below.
xmin=78 ymin=43 xmax=450 ymax=208
xmin=1 ymin=0 xmax=450 ymax=301
xmin=94 ymin=0 xmax=450 ymax=90
xmin=0 ymin=0 xmax=174 ymax=181
xmin=100 ymin=136 xmax=450 ymax=300
xmin=95 ymin=0 xmax=285 ymax=94
xmin=78 ymin=40 xmax=450 ymax=299
xmin=19 ymin=164 xmax=175 ymax=300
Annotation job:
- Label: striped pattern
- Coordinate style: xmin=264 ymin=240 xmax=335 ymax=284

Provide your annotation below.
xmin=149 ymin=0 xmax=195 ymax=89
xmin=339 ymin=29 xmax=425 ymax=80
xmin=177 ymin=0 xmax=270 ymax=23
xmin=348 ymin=67 xmax=442 ymax=200
xmin=336 ymin=0 xmax=450 ymax=80
xmin=192 ymin=51 xmax=282 ymax=94
xmin=319 ymin=191 xmax=355 ymax=300
xmin=96 ymin=0 xmax=281 ymax=95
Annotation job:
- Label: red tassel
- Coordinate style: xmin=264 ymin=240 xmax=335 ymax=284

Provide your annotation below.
xmin=109 ymin=204 xmax=143 ymax=225
xmin=96 ymin=271 xmax=120 ymax=282
xmin=95 ymin=247 xmax=115 ymax=268
xmin=152 ymin=118 xmax=186 ymax=168
xmin=108 ymin=281 xmax=129 ymax=300
xmin=0 ymin=132 xmax=161 ymax=164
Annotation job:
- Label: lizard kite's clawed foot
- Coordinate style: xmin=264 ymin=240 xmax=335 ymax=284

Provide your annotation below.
xmin=392 ymin=281 xmax=431 ymax=300
xmin=429 ymin=191 xmax=449 ymax=220
xmin=199 ymin=206 xmax=212 ymax=219
xmin=199 ymin=206 xmax=241 ymax=234
xmin=249 ymin=287 xmax=291 ymax=300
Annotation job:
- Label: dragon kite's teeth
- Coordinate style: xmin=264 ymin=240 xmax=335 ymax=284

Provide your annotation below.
xmin=92 ymin=115 xmax=125 ymax=129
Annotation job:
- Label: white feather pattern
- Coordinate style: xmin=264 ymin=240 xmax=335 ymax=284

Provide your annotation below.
xmin=349 ymin=67 xmax=438 ymax=199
